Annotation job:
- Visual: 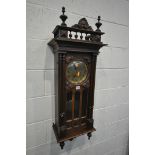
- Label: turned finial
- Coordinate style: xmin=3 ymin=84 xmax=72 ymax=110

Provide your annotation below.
xmin=60 ymin=7 xmax=68 ymax=26
xmin=95 ymin=16 xmax=102 ymax=31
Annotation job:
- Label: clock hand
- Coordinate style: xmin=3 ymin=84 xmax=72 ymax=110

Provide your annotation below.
xmin=73 ymin=63 xmax=80 ymax=78
xmin=73 ymin=64 xmax=78 ymax=77
xmin=73 ymin=64 xmax=77 ymax=72
xmin=73 ymin=72 xmax=76 ymax=78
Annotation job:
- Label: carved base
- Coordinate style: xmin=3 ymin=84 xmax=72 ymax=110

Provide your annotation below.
xmin=53 ymin=123 xmax=95 ymax=149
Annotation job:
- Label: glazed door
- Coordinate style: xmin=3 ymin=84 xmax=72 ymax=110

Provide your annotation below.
xmin=65 ymin=86 xmax=89 ymax=130
xmin=64 ymin=54 xmax=91 ymax=131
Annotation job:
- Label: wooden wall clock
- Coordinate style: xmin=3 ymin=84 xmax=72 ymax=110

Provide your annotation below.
xmin=48 ymin=7 xmax=107 ymax=149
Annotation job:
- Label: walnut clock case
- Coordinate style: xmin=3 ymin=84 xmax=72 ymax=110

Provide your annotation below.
xmin=48 ymin=7 xmax=107 ymax=149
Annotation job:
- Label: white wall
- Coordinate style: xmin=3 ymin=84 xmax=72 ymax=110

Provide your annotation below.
xmin=26 ymin=0 xmax=129 ymax=155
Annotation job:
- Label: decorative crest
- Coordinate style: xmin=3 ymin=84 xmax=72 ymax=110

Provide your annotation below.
xmin=72 ymin=18 xmax=93 ymax=31
xmin=50 ymin=7 xmax=106 ymax=44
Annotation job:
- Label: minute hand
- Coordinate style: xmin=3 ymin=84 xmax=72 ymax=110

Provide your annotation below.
xmin=74 ymin=64 xmax=78 ymax=73
xmin=74 ymin=64 xmax=80 ymax=78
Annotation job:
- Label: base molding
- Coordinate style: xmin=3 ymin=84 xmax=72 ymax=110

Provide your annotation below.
xmin=53 ymin=123 xmax=96 ymax=149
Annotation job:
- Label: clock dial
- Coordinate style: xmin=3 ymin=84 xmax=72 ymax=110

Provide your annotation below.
xmin=66 ymin=61 xmax=88 ymax=84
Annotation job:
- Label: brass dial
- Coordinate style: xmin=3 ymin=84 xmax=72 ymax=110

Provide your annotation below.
xmin=66 ymin=61 xmax=88 ymax=84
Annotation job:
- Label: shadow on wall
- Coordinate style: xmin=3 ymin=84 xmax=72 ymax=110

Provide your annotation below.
xmin=49 ymin=136 xmax=88 ymax=155
xmin=44 ymin=44 xmax=56 ymax=120
xmin=126 ymin=136 xmax=129 ymax=155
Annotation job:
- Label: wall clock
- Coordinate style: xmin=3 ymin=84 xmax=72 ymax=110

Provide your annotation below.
xmin=48 ymin=7 xmax=107 ymax=149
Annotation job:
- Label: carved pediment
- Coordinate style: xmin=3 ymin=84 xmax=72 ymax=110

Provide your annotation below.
xmin=72 ymin=18 xmax=93 ymax=31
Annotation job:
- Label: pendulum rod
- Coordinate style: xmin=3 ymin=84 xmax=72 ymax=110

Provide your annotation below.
xmin=71 ymin=88 xmax=75 ymax=127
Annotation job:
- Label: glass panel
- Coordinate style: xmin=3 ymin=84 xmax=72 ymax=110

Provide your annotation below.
xmin=74 ymin=90 xmax=80 ymax=118
xmin=66 ymin=91 xmax=72 ymax=120
xmin=82 ymin=88 xmax=88 ymax=117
